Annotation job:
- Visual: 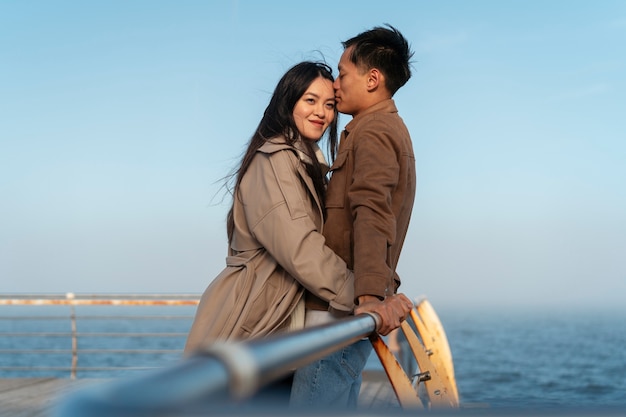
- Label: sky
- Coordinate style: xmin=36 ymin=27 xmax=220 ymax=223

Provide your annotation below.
xmin=1 ymin=1 xmax=625 ymax=312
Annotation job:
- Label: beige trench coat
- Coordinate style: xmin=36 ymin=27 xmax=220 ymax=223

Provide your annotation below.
xmin=184 ymin=138 xmax=354 ymax=353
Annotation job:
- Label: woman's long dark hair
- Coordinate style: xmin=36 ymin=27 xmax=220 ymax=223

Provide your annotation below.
xmin=226 ymin=62 xmax=339 ymax=242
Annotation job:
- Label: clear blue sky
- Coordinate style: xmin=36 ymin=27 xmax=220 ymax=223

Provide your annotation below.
xmin=1 ymin=1 xmax=625 ymax=311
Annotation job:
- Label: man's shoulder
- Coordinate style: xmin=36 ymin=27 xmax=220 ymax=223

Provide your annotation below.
xmin=349 ymin=100 xmax=405 ymax=129
xmin=349 ymin=107 xmax=413 ymax=157
xmin=351 ymin=111 xmax=410 ymax=140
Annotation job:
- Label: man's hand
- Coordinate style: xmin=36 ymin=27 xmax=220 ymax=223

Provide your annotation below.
xmin=354 ymin=293 xmax=413 ymax=335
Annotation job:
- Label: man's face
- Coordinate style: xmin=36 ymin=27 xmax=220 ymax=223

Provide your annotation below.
xmin=333 ymin=46 xmax=370 ymax=117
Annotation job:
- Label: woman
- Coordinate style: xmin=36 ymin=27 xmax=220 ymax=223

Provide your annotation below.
xmin=184 ymin=62 xmax=354 ymax=352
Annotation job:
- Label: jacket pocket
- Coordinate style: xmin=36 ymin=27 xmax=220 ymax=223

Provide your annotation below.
xmin=326 ymin=150 xmax=349 ymax=209
xmin=240 ymin=278 xmax=277 ymax=335
xmin=240 ymin=268 xmax=292 ymax=336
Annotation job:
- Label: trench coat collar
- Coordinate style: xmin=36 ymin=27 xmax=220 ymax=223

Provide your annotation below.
xmin=257 ymin=136 xmax=326 ymax=228
xmin=259 ymin=136 xmax=328 ymax=167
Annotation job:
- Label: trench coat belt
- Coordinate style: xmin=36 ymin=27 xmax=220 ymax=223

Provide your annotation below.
xmin=215 ymin=251 xmax=263 ymax=336
xmin=225 ymin=252 xmax=256 ymax=267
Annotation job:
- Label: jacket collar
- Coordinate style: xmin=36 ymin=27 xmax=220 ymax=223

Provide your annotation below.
xmin=344 ymin=98 xmax=398 ymax=135
xmin=258 ymin=136 xmax=329 ymax=174
xmin=256 ymin=136 xmax=327 ymax=224
xmin=258 ymin=136 xmax=293 ymax=153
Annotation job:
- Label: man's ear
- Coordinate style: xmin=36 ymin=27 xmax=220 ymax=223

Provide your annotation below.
xmin=366 ymin=68 xmax=382 ymax=91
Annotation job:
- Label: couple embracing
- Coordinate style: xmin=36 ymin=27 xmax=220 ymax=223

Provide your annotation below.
xmin=184 ymin=24 xmax=416 ymax=409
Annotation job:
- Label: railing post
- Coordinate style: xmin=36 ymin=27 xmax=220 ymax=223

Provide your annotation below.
xmin=68 ymin=292 xmax=77 ymax=379
xmin=0 ymin=293 xmax=199 ymax=377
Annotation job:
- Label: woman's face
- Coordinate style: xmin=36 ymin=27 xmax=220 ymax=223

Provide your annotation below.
xmin=293 ymin=76 xmax=336 ymax=141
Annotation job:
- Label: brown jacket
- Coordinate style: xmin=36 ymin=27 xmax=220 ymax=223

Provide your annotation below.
xmin=308 ymin=99 xmax=416 ymax=309
xmin=184 ymin=137 xmax=354 ymax=352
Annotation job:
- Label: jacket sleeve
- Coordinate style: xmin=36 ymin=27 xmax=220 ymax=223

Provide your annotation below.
xmin=350 ymin=119 xmax=399 ymax=299
xmin=239 ymin=150 xmax=354 ymax=312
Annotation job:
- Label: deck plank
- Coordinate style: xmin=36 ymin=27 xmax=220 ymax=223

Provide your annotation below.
xmin=0 ymin=378 xmax=100 ymax=417
xmin=359 ymin=370 xmax=401 ymax=409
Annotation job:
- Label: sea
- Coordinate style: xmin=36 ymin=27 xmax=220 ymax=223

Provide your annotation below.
xmin=1 ymin=304 xmax=625 ymax=412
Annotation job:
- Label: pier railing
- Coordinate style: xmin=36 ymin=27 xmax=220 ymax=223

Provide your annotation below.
xmin=0 ymin=293 xmax=199 ymax=379
xmin=55 ymin=313 xmax=382 ymax=416
xmin=2 ymin=293 xmax=459 ymax=414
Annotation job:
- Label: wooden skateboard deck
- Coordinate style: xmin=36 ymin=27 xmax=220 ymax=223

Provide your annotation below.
xmin=400 ymin=319 xmax=457 ymax=408
xmin=369 ymin=298 xmax=459 ymax=409
xmin=414 ymin=299 xmax=459 ymax=401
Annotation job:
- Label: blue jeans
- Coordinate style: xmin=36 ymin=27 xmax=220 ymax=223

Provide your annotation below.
xmin=289 ymin=339 xmax=372 ymax=409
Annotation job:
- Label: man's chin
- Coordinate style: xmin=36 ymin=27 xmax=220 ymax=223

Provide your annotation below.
xmin=336 ymin=105 xmax=350 ymax=115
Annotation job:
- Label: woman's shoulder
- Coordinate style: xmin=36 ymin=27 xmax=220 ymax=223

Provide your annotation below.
xmin=253 ymin=138 xmax=302 ymax=176
xmin=257 ymin=136 xmax=296 ymax=155
xmin=246 ymin=138 xmax=300 ymax=181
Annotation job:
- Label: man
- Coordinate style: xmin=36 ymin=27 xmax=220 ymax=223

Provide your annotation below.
xmin=290 ymin=25 xmax=416 ymax=408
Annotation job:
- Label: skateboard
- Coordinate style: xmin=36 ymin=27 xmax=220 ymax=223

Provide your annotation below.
xmin=414 ymin=298 xmax=459 ymax=402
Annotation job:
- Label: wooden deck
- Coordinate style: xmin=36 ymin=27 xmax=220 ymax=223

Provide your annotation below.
xmin=359 ymin=370 xmax=402 ymax=409
xmin=0 ymin=378 xmax=101 ymax=417
xmin=0 ymin=372 xmax=398 ymax=416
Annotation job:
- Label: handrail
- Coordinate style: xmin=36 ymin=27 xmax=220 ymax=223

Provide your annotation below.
xmin=54 ymin=314 xmax=380 ymax=417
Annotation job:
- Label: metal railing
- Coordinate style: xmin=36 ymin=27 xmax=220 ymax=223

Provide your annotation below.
xmin=3 ymin=293 xmax=457 ymax=415
xmin=0 ymin=293 xmax=199 ymax=379
xmin=53 ymin=313 xmax=381 ymax=417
